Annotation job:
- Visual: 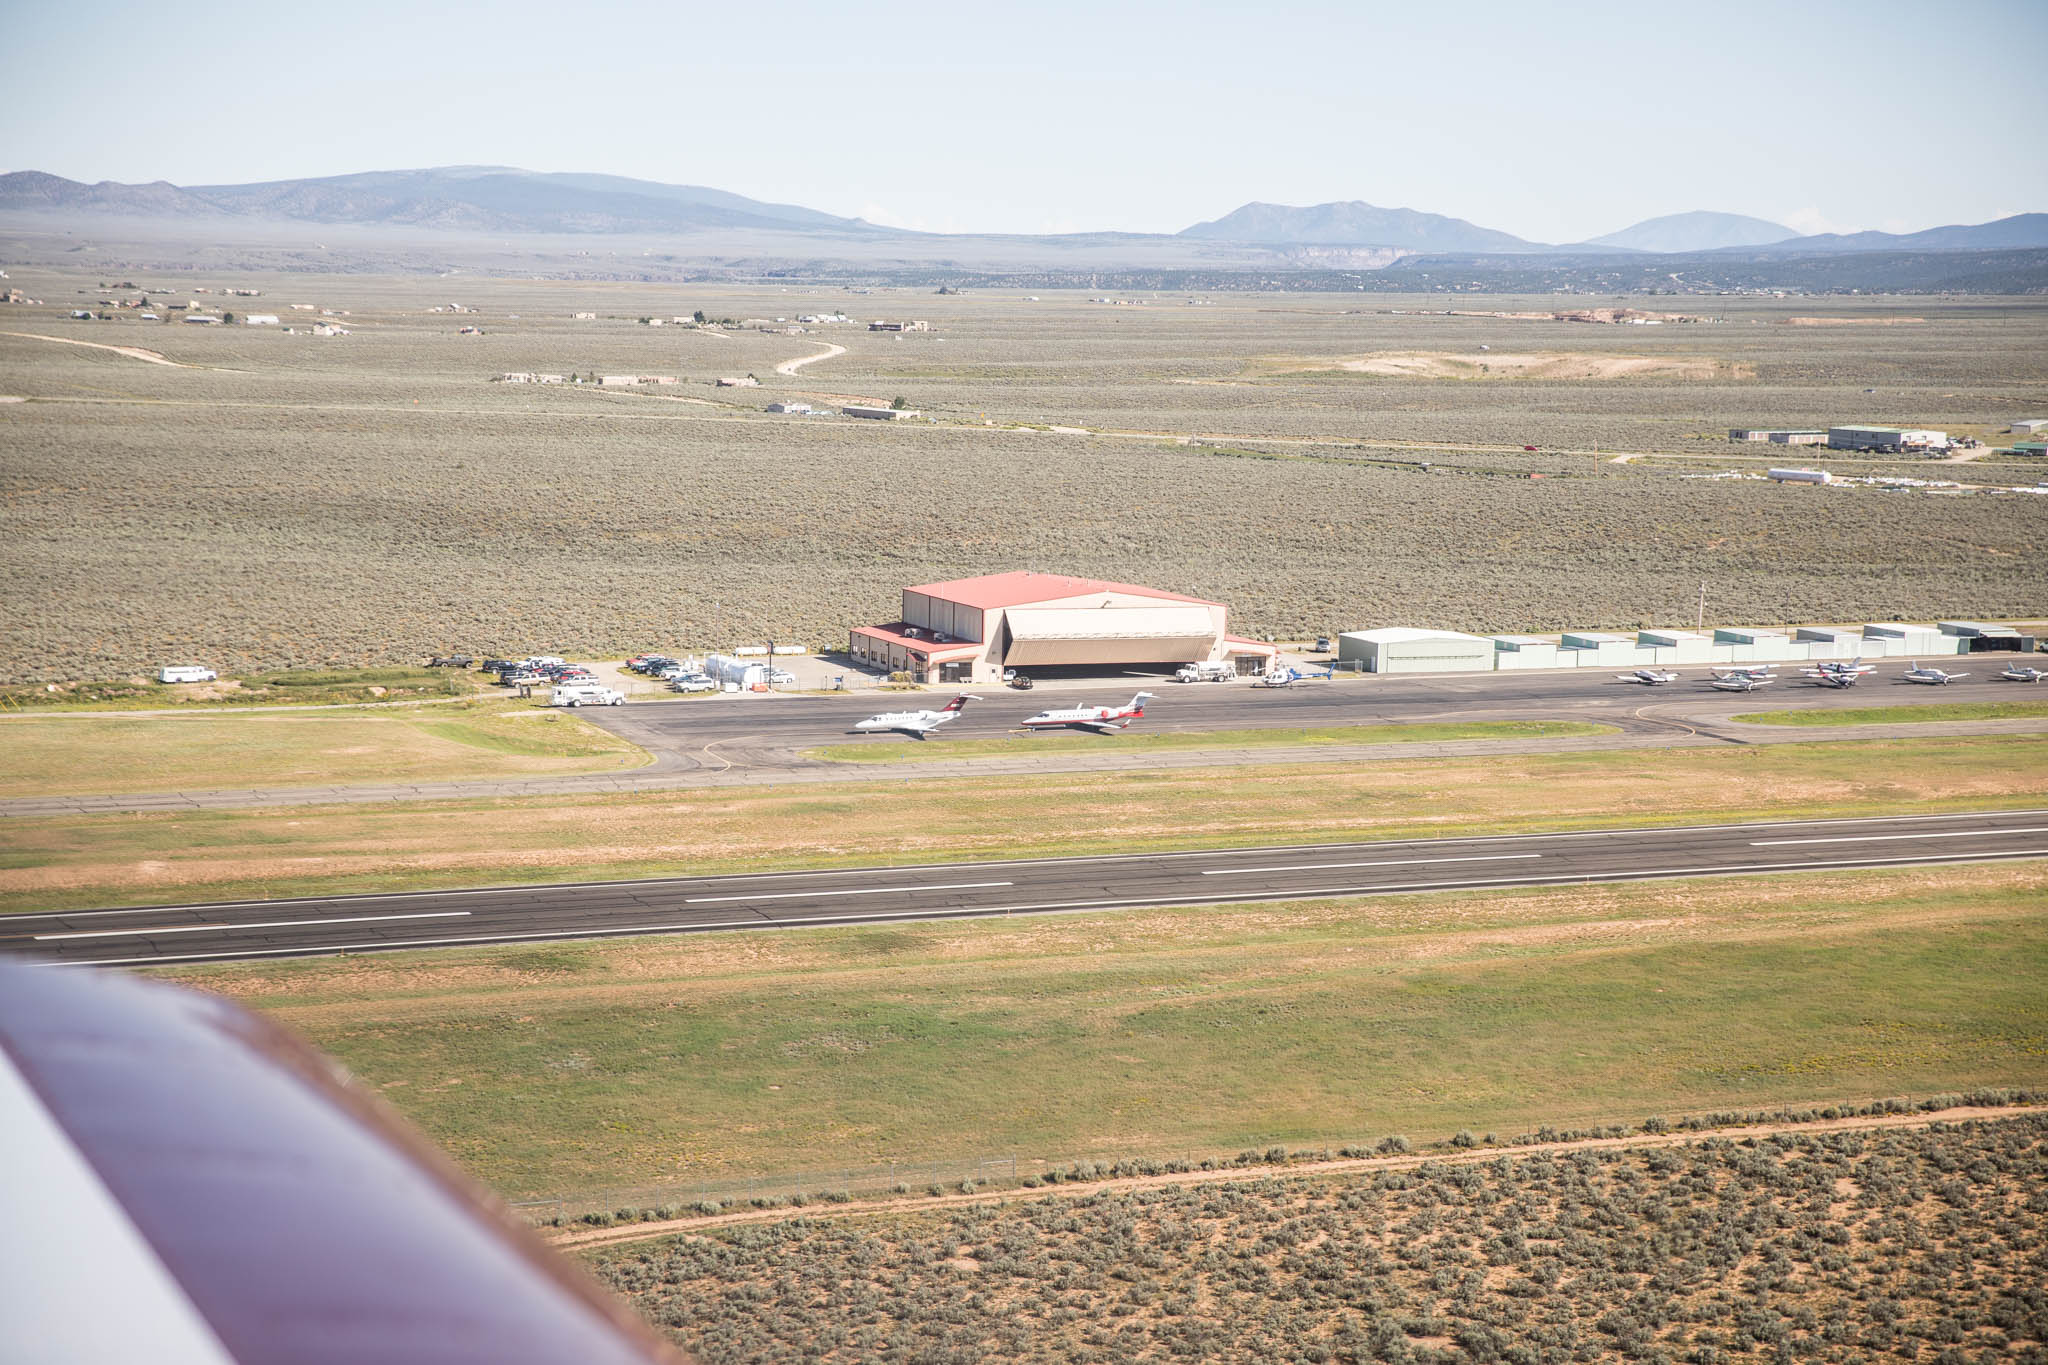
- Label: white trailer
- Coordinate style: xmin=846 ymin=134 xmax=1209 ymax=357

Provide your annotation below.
xmin=157 ymin=665 xmax=218 ymax=683
xmin=705 ymin=654 xmax=767 ymax=687
xmin=548 ymin=683 xmax=623 ymax=708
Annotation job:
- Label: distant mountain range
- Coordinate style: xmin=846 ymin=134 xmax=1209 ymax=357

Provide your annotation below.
xmin=1176 ymin=199 xmax=2048 ymax=256
xmin=0 ymin=167 xmax=878 ymax=237
xmin=2 ymin=168 xmax=2043 ymax=264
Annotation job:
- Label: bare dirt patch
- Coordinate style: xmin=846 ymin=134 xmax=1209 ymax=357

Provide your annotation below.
xmin=1262 ymin=351 xmax=1751 ymax=381
xmin=1782 ymin=316 xmax=1927 ymax=327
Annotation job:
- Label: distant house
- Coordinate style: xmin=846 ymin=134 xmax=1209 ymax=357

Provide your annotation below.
xmin=767 ymin=402 xmax=814 ymax=414
xmin=243 ymin=314 xmax=280 ymax=326
xmin=715 ymin=376 xmax=759 ymax=388
xmin=572 ymin=312 xmax=596 ymax=320
xmin=1729 ymin=429 xmax=1826 ymax=445
xmin=844 ymin=404 xmax=918 ymax=420
xmin=182 ymin=314 xmax=221 ymax=324
xmin=637 ymin=375 xmax=678 ymax=385
xmin=868 ymin=320 xmax=931 ymax=332
xmin=2011 ymin=419 xmax=2048 ymax=435
xmin=290 ymin=303 xmax=317 ymax=311
xmin=1828 ymin=425 xmax=1948 ymax=452
xmin=598 ymin=375 xmax=637 ymax=387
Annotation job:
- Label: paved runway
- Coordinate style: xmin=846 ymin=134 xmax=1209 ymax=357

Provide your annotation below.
xmin=9 ymin=808 xmax=2044 ymax=968
xmin=4 ymin=664 xmax=2038 ymax=818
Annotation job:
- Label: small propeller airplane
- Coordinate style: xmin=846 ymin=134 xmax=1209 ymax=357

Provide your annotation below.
xmin=1799 ymin=658 xmax=1875 ymax=687
xmin=1710 ymin=664 xmax=1777 ymax=682
xmin=1707 ymin=673 xmax=1773 ymax=692
xmin=1020 ymin=692 xmax=1156 ymax=733
xmin=1998 ymin=663 xmax=2044 ymax=682
xmin=1616 ymin=668 xmax=1680 ymax=685
xmin=851 ymin=694 xmax=980 ymax=737
xmin=1256 ymin=665 xmax=1334 ymax=688
xmin=1902 ymin=665 xmax=1968 ymax=685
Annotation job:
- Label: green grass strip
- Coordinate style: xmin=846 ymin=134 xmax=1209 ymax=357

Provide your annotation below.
xmin=1735 ymin=699 xmax=2048 ymax=727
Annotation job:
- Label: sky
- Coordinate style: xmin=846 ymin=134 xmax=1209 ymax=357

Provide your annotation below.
xmin=2 ymin=0 xmax=2042 ymax=242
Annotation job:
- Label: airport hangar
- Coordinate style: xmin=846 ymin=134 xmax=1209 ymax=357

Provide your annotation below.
xmin=849 ymin=570 xmax=1278 ymax=683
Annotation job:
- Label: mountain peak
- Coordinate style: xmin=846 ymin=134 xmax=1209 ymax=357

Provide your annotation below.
xmin=1179 ymin=200 xmax=1540 ymax=253
xmin=1586 ymin=211 xmax=1797 ymax=253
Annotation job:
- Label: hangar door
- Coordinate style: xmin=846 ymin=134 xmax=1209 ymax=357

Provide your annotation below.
xmin=1002 ymin=605 xmax=1218 ymax=667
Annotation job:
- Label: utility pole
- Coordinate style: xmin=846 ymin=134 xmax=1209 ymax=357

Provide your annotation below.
xmin=1696 ymin=581 xmax=1707 ymax=633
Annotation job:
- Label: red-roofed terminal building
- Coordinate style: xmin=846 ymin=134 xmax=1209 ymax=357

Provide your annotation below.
xmin=850 ymin=571 xmax=1276 ymax=683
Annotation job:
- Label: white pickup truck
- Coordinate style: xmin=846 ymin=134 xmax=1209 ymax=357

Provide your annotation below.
xmin=548 ymin=683 xmax=623 ymax=708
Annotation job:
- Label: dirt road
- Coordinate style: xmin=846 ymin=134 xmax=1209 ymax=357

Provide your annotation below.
xmin=548 ymin=1103 xmax=2045 ymax=1251
xmin=774 ymin=342 xmax=846 ymax=376
xmin=1 ymin=330 xmax=191 ymax=368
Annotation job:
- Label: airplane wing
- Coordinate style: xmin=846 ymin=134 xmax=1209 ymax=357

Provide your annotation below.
xmin=0 ymin=961 xmax=685 ymax=1365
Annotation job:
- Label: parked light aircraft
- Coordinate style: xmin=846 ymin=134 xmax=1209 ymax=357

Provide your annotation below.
xmin=1617 ymin=669 xmax=1679 ymax=685
xmin=1903 ymin=666 xmax=1968 ymax=685
xmin=1999 ymin=664 xmax=2044 ymax=682
xmin=1020 ymin=692 xmax=1156 ymax=732
xmin=1708 ymin=673 xmax=1773 ymax=692
xmin=852 ymin=694 xmax=979 ymax=737
xmin=1799 ymin=659 xmax=1875 ymax=686
xmin=1710 ymin=664 xmax=1777 ymax=682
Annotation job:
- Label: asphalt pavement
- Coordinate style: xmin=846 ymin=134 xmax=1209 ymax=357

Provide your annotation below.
xmin=9 ymin=808 xmax=2044 ymax=967
xmin=4 ymin=664 xmax=2038 ymax=818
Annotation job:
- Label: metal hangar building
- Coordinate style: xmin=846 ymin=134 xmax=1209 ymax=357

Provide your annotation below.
xmin=849 ymin=570 xmax=1276 ymax=683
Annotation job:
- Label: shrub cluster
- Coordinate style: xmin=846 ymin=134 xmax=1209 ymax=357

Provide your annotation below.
xmin=592 ymin=1115 xmax=2048 ymax=1364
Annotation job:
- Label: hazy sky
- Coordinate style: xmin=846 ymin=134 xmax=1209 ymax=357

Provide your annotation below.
xmin=3 ymin=0 xmax=2042 ymax=241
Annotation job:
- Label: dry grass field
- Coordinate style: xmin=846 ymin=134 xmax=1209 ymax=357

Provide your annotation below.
xmin=591 ymin=1117 xmax=2048 ymax=1364
xmin=0 ymin=699 xmax=643 ymax=795
xmin=6 ymin=734 xmax=2041 ymax=914
xmin=161 ymin=860 xmax=2048 ymax=1201
xmin=3 ymin=274 xmax=2044 ymax=682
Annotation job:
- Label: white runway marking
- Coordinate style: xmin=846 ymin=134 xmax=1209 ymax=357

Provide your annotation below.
xmin=684 ymin=880 xmax=1013 ymax=905
xmin=1201 ymin=853 xmax=1540 ymax=877
xmin=1750 ymin=827 xmax=2048 ymax=847
xmin=35 ymin=911 xmax=472 ymax=941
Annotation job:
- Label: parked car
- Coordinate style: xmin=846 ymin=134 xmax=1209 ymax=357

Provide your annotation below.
xmin=1009 ymin=674 xmax=1033 ymax=690
xmin=670 ymin=676 xmax=718 ymax=693
xmin=767 ymin=669 xmax=797 ymax=685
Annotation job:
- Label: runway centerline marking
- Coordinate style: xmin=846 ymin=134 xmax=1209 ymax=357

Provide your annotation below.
xmin=1750 ymin=827 xmax=2048 ymax=847
xmin=684 ymin=880 xmax=1013 ymax=905
xmin=1201 ymin=853 xmax=1541 ymax=876
xmin=34 ymin=910 xmax=473 ymax=942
